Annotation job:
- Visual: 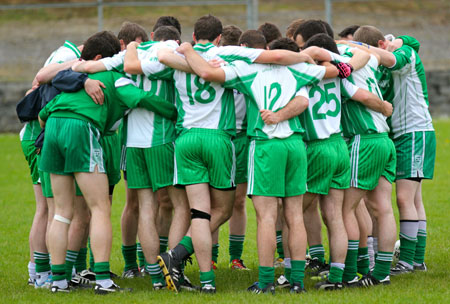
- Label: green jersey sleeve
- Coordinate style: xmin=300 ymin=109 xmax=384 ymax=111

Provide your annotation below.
xmin=390 ymin=45 xmax=413 ymax=71
xmin=398 ymin=35 xmax=420 ymax=53
xmin=114 ymin=76 xmax=177 ymax=120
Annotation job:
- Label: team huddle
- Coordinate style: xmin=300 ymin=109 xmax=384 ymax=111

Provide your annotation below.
xmin=19 ymin=13 xmax=435 ymax=295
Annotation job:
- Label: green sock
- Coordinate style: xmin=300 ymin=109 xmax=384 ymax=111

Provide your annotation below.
xmin=328 ymin=265 xmax=344 ymax=283
xmin=33 ymin=252 xmax=51 ymax=273
xmin=95 ymin=262 xmax=111 ymax=281
xmin=122 ymin=244 xmax=138 ymax=271
xmin=229 ymin=234 xmax=245 ymax=261
xmin=146 ymin=262 xmax=164 ymax=284
xmin=200 ymin=270 xmax=215 ymax=287
xmin=159 ymin=236 xmax=169 ymax=254
xmin=284 ymin=267 xmax=291 ymax=281
xmin=65 ymin=250 xmax=78 ymax=281
xmin=343 ymin=240 xmax=359 ymax=282
xmin=290 ymin=260 xmax=306 ymax=288
xmin=276 ymin=231 xmax=284 ymax=259
xmin=137 ymin=242 xmax=146 ymax=269
xmin=212 ymin=243 xmax=219 ymax=263
xmin=399 ymin=237 xmax=417 ymax=266
xmin=414 ymin=227 xmax=427 ymax=264
xmin=258 ymin=266 xmax=275 ymax=289
xmin=179 ymin=236 xmax=195 ymax=255
xmin=309 ymin=244 xmax=325 ymax=263
xmin=51 ymin=264 xmax=66 ymax=282
xmin=75 ymin=247 xmax=87 ymax=273
xmin=88 ymin=238 xmax=95 ymax=272
xmin=372 ymin=251 xmax=393 ymax=280
xmin=357 ymin=247 xmax=370 ymax=275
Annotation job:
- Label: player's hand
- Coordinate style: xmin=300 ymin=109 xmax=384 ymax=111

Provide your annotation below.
xmin=176 ymin=42 xmax=194 ymax=54
xmin=85 ymin=79 xmax=105 ymax=105
xmin=332 ymin=61 xmax=353 ymax=78
xmin=127 ymin=41 xmax=140 ymax=49
xmin=71 ymin=59 xmax=85 ymax=72
xmin=386 ymin=39 xmax=403 ymax=52
xmin=208 ymin=58 xmax=225 ymax=68
xmin=260 ymin=109 xmax=280 ymax=125
xmin=299 ymin=53 xmax=315 ymax=65
xmin=382 ymin=101 xmax=393 ymax=117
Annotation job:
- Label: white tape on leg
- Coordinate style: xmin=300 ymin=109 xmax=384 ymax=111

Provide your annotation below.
xmin=54 ymin=214 xmax=71 ymax=225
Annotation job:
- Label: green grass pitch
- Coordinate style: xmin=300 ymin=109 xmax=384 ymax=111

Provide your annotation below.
xmin=0 ymin=120 xmax=449 ymax=303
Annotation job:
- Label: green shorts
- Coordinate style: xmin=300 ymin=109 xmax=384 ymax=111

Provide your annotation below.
xmin=394 ymin=131 xmax=436 ymax=180
xmin=175 ymin=128 xmax=235 ymax=189
xmin=348 ymin=133 xmax=396 ymax=191
xmin=248 ymin=134 xmax=307 ymax=197
xmin=40 ymin=117 xmax=105 ymax=176
xmin=101 ymin=133 xmax=121 ymax=186
xmin=305 ymin=134 xmax=350 ymax=195
xmin=21 ymin=140 xmax=40 ymax=184
xmin=126 ymin=143 xmax=175 ymax=191
xmin=233 ymin=131 xmax=249 ymax=184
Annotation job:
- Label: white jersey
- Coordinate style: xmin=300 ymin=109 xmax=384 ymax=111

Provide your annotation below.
xmin=173 ymin=43 xmax=263 ymax=135
xmin=300 ymin=77 xmax=358 ymax=141
xmin=100 ymin=40 xmax=178 ymax=147
xmin=223 ymin=60 xmax=326 ymax=140
xmin=334 ymin=50 xmax=390 ymax=137
xmin=378 ymin=45 xmax=434 ymax=138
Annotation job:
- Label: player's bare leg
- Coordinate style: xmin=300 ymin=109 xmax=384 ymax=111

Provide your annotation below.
xmin=48 ymin=173 xmax=75 ymax=290
xmin=342 ymin=187 xmax=366 ymax=283
xmin=228 ymin=183 xmax=248 ymax=269
xmin=283 ymin=195 xmax=307 ymax=290
xmin=166 ymin=186 xmax=190 ymax=248
xmin=137 ymin=188 xmax=165 ymax=287
xmin=364 ymin=177 xmax=396 ymax=280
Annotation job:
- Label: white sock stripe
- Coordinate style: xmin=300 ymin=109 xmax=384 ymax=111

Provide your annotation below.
xmin=54 ymin=214 xmax=71 ymax=224
xmin=399 ymin=233 xmax=418 ymax=242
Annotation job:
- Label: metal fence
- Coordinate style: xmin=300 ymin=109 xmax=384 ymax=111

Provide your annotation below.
xmin=0 ymin=0 xmax=259 ymax=30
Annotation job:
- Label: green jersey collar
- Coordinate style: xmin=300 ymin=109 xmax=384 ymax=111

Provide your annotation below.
xmin=193 ymin=42 xmax=215 ymax=52
xmin=63 ymin=40 xmax=81 ymax=58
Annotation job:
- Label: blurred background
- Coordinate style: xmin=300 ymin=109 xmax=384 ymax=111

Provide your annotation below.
xmin=1 ymin=0 xmax=449 ymax=132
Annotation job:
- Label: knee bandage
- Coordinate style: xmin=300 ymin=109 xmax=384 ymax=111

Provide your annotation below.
xmin=54 ymin=214 xmax=71 ymax=225
xmin=190 ymin=208 xmax=211 ymax=221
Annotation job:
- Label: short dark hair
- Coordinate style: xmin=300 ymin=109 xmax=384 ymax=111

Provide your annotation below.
xmin=117 ymin=21 xmax=149 ymax=45
xmin=194 ymin=14 xmax=222 ymax=42
xmin=294 ymin=19 xmax=327 ymax=43
xmin=153 ymin=16 xmax=181 ymax=34
xmin=257 ymin=22 xmax=282 ymax=44
xmin=238 ymin=30 xmax=267 ymax=49
xmin=338 ymin=25 xmax=360 ymax=38
xmin=153 ymin=25 xmax=181 ymax=42
xmin=81 ymin=31 xmax=121 ymax=60
xmin=353 ymin=25 xmax=385 ymax=47
xmin=268 ymin=37 xmax=299 ymax=52
xmin=221 ymin=25 xmax=242 ymax=46
xmin=320 ymin=20 xmax=334 ymax=39
xmin=304 ymin=33 xmax=339 ymax=54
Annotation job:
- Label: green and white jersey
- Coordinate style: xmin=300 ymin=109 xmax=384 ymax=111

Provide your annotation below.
xmin=234 ymin=89 xmax=247 ymax=132
xmin=21 ymin=40 xmax=81 ymax=141
xmin=173 ymin=43 xmax=263 ymax=135
xmin=44 ymin=40 xmax=81 ymax=66
xmin=377 ymin=45 xmax=433 ymax=138
xmin=39 ymin=71 xmax=176 ymax=136
xmin=223 ymin=60 xmax=326 ymax=140
xmin=299 ymin=76 xmax=358 ymax=141
xmin=334 ymin=50 xmax=390 ymax=137
xmin=101 ymin=40 xmax=178 ymax=147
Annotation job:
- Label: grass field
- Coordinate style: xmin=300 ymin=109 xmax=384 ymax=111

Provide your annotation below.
xmin=0 ymin=120 xmax=449 ymax=303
